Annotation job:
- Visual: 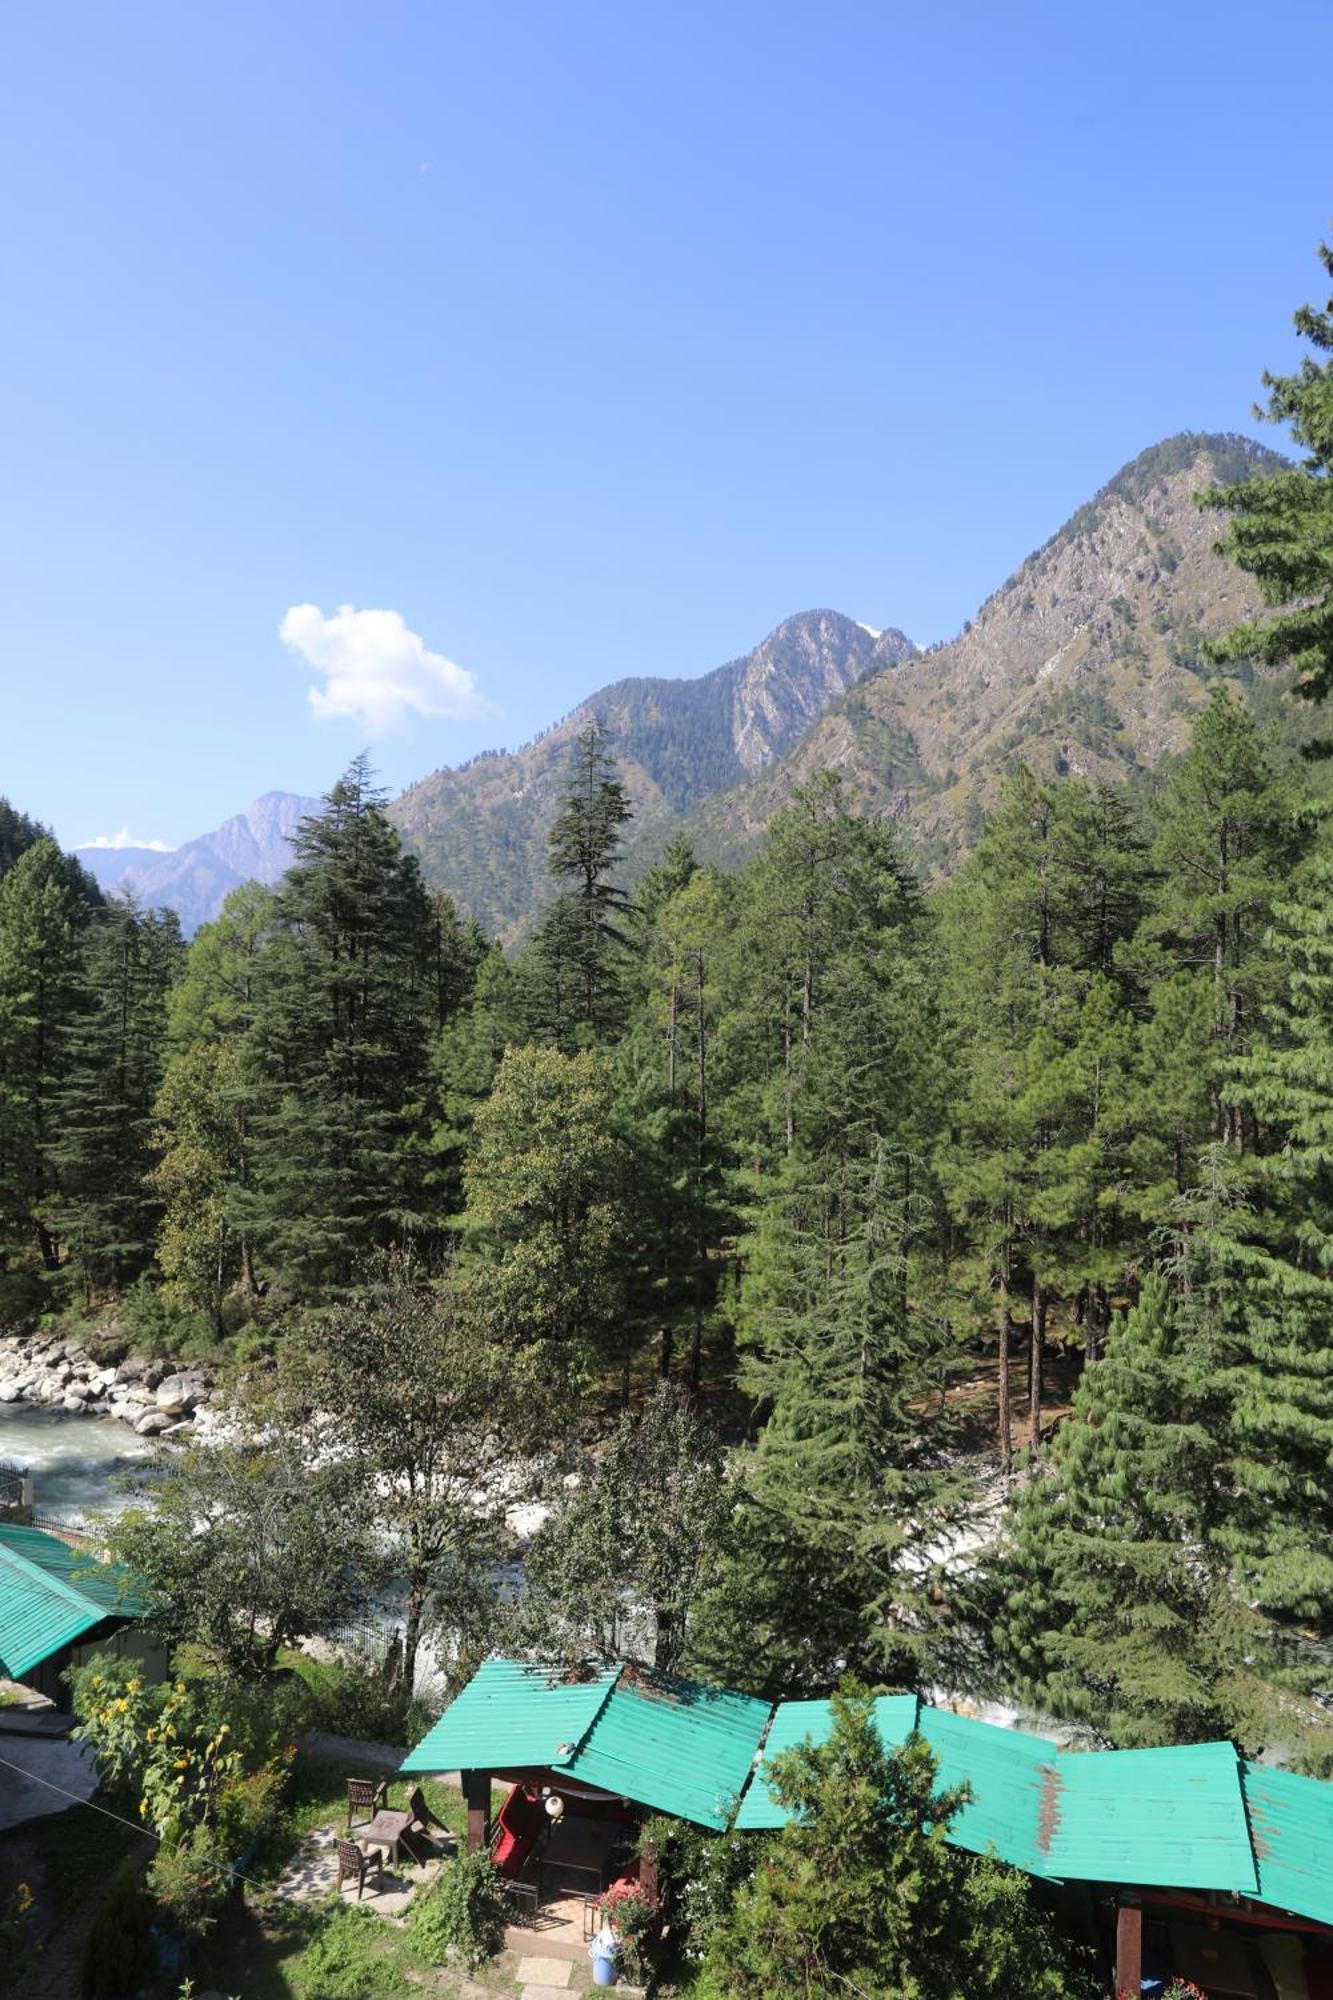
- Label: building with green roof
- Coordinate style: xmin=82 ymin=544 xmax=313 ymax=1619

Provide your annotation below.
xmin=0 ymin=1521 xmax=147 ymax=1705
xmin=406 ymin=1660 xmax=1333 ymax=1991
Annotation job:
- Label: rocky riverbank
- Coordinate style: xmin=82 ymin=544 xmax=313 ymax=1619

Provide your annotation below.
xmin=0 ymin=1330 xmax=215 ymax=1438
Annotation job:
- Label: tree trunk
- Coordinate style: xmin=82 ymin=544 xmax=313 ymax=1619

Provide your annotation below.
xmin=401 ymin=1589 xmax=425 ymax=1713
xmin=653 ymin=1602 xmax=676 ymax=1672
xmin=1029 ymin=1279 xmax=1046 ymax=1458
xmin=997 ymin=1279 xmax=1012 ymax=1478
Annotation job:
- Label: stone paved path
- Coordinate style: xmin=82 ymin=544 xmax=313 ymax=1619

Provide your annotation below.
xmin=515 ymin=1955 xmax=573 ymax=1990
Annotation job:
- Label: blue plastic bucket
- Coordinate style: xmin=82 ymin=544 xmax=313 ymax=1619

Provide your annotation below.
xmin=591 ymin=1947 xmax=617 ymax=1987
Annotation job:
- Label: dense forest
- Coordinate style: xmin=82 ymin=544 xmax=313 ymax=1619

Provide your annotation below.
xmin=3 ymin=245 xmax=1333 ymax=1800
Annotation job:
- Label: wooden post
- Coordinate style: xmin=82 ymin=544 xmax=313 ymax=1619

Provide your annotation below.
xmin=462 ymin=1769 xmax=490 ymax=1854
xmin=1114 ymin=1901 xmax=1142 ymax=1996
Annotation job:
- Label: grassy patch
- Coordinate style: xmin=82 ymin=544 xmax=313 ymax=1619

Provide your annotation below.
xmin=199 ymin=1890 xmax=523 ymax=1999
xmin=258 ymin=1750 xmax=468 ymax=1863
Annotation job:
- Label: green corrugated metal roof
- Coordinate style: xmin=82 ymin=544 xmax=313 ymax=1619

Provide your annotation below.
xmin=1042 ymin=1742 xmax=1256 ymax=1893
xmin=566 ymin=1670 xmax=771 ymax=1831
xmin=404 ymin=1660 xmax=1333 ymax=1922
xmin=1244 ymin=1761 xmax=1333 ymax=1927
xmin=734 ymin=1693 xmax=919 ymax=1829
xmin=916 ymin=1705 xmax=1057 ymax=1874
xmin=0 ymin=1523 xmax=143 ymax=1681
xmin=400 ymin=1658 xmax=619 ymax=1776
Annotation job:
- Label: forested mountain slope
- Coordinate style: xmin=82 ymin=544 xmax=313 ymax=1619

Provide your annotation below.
xmin=680 ymin=433 xmax=1293 ymax=875
xmin=389 ymin=610 xmax=914 ymax=940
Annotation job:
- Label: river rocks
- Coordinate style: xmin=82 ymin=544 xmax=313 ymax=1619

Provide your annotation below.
xmin=154 ymin=1373 xmax=203 ymax=1415
xmin=0 ymin=1329 xmax=213 ymax=1438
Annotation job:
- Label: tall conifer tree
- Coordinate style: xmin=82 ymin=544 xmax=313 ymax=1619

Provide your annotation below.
xmin=245 ymin=758 xmax=438 ymax=1291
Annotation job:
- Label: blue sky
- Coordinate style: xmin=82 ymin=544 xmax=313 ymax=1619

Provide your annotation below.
xmin=2 ymin=0 xmax=1330 ymax=850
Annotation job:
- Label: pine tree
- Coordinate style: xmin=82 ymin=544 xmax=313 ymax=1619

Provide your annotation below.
xmin=726 ymin=772 xmax=929 ymax=1166
xmin=1133 ymin=687 xmax=1305 ymax=1146
xmin=937 ymin=769 xmax=1146 ymax=1464
xmin=153 ymin=882 xmax=273 ymax=1320
xmin=698 ymin=1148 xmax=967 ymax=1695
xmin=524 ymin=721 xmax=632 ymax=1045
xmin=461 ymin=1042 xmax=630 ymax=1375
xmin=245 ymin=759 xmax=439 ymax=1291
xmin=0 ymin=840 xmax=91 ymax=1277
xmin=1216 ymin=857 xmax=1333 ymax=1657
xmin=705 ymin=1684 xmax=1095 ymax=2000
xmin=997 ymin=1160 xmax=1333 ymax=1769
xmin=1203 ymin=237 xmax=1333 ymax=706
xmin=627 ymin=863 xmax=733 ymax=1386
xmin=996 ymin=1268 xmax=1237 ymax=1746
xmin=51 ymin=899 xmax=182 ymax=1301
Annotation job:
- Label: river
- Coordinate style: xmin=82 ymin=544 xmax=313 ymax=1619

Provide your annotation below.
xmin=0 ymin=1402 xmax=157 ymax=1526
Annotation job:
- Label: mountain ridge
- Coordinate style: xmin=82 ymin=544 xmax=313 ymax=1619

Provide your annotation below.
xmin=65 ymin=430 xmax=1294 ymax=939
xmin=76 ymin=791 xmax=320 ymax=935
xmin=670 ymin=432 xmax=1292 ymax=877
xmin=389 ymin=609 xmax=915 ymax=940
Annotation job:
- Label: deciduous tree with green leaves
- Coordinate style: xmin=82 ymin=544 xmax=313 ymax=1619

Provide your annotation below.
xmin=292 ymin=1259 xmax=532 ymax=1707
xmin=520 ymin=1381 xmax=730 ymax=1672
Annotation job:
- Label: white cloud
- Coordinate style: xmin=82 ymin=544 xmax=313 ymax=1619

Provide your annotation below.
xmin=280 ymin=603 xmax=492 ymax=736
xmin=81 ymin=828 xmax=175 ymax=852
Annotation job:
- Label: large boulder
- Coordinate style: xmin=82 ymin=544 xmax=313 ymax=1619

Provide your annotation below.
xmin=155 ymin=1374 xmax=200 ymax=1415
xmin=134 ymin=1410 xmax=175 ymax=1437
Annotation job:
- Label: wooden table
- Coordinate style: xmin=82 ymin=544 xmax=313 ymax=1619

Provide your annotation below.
xmin=360 ymin=1807 xmax=414 ymax=1869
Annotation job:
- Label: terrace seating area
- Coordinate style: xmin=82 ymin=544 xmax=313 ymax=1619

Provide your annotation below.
xmin=274 ymin=1770 xmax=458 ymax=1917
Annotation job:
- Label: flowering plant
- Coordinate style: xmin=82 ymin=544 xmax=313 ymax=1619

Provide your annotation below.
xmin=599 ymin=1880 xmax=657 ymax=1981
xmin=70 ymin=1660 xmax=242 ymax=1843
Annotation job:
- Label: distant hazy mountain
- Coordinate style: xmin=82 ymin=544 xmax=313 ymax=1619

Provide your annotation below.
xmin=77 ymin=792 xmax=319 ymax=934
xmin=390 ymin=609 xmax=915 ymax=941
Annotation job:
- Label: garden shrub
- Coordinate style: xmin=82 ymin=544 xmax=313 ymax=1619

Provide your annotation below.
xmin=288 ymin=1646 xmax=443 ymax=1750
xmin=643 ymin=1814 xmax=760 ymax=1967
xmin=81 ymin=1863 xmax=157 ymax=1999
xmin=407 ymin=1849 xmax=507 ymax=1971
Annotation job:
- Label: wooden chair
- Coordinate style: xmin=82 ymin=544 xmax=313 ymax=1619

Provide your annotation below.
xmin=346 ymin=1776 xmax=386 ymax=1835
xmin=336 ymin=1838 xmax=383 ymax=1901
xmin=402 ymin=1784 xmax=451 ymax=1860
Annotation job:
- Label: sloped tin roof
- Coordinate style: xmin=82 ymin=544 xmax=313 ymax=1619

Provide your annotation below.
xmin=1040 ymin=1741 xmax=1257 ymax=1893
xmin=1243 ymin=1760 xmax=1333 ymax=1927
xmin=733 ymin=1692 xmax=919 ymax=1829
xmin=0 ymin=1522 xmax=143 ymax=1681
xmin=404 ymin=1660 xmax=1333 ymax=1915
xmin=565 ymin=1669 xmax=771 ymax=1830
xmin=400 ymin=1658 xmax=619 ymax=1777
xmin=917 ymin=1704 xmax=1057 ymax=1874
